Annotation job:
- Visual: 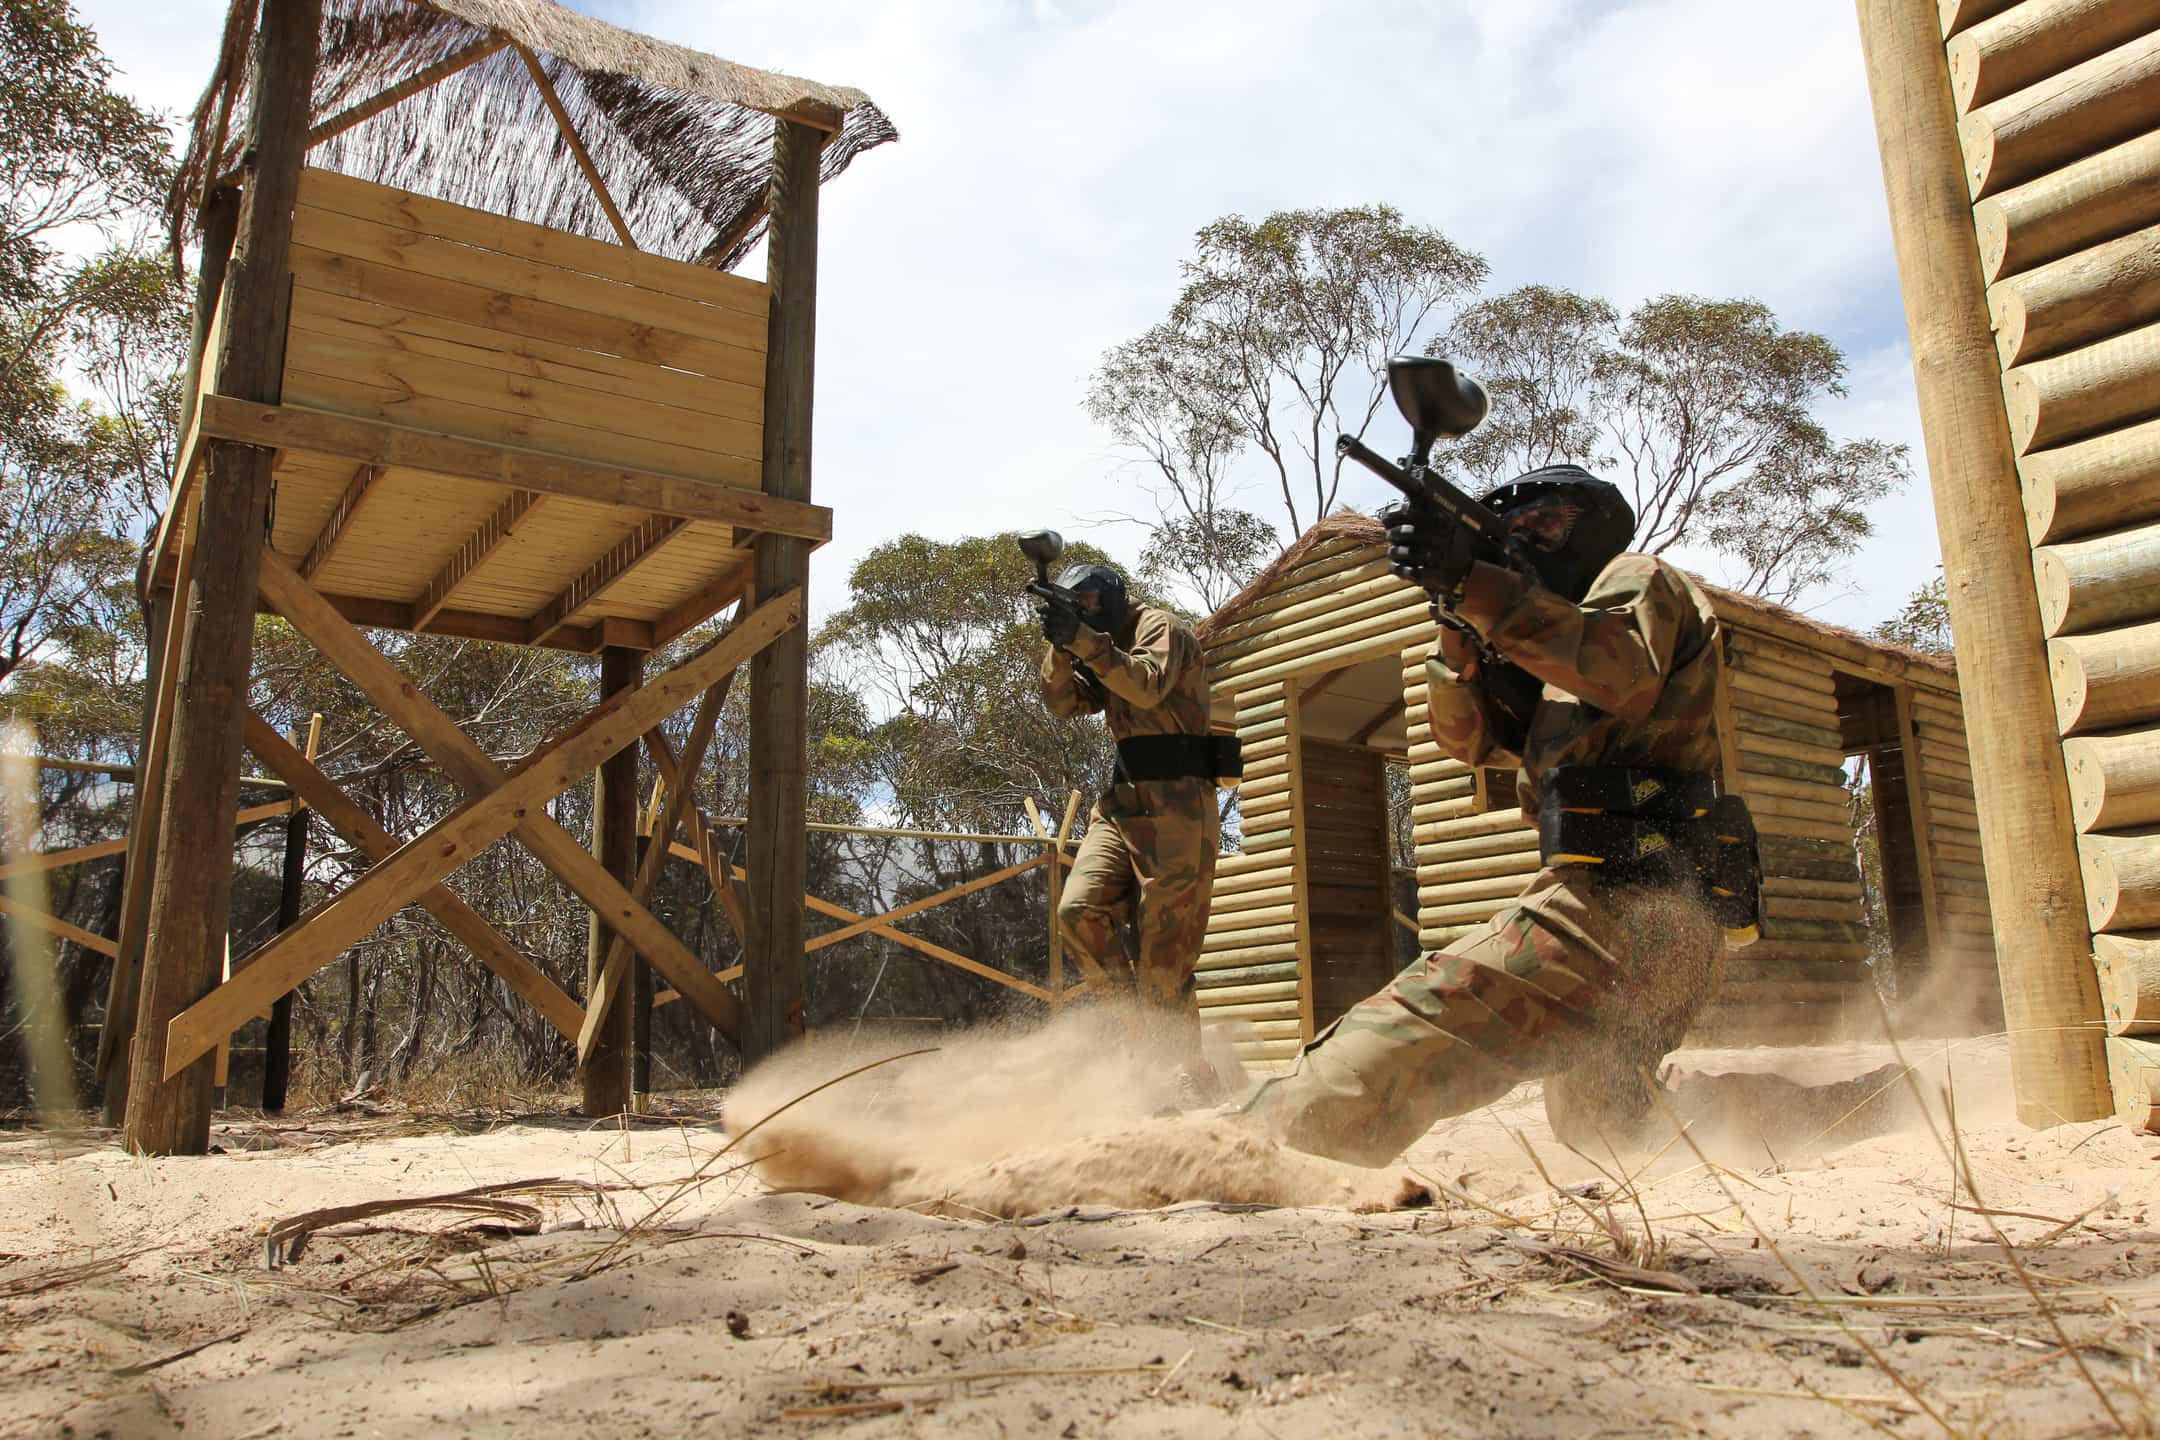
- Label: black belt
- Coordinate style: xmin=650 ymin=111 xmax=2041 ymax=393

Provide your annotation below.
xmin=1535 ymin=765 xmax=1762 ymax=945
xmin=1114 ymin=734 xmax=1243 ymax=785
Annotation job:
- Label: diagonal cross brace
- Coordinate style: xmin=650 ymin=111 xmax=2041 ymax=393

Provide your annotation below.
xmin=256 ymin=551 xmax=737 ymax=1038
xmin=241 ymin=713 xmax=586 ymax=1043
xmin=162 ymin=590 xmax=799 ymax=1076
xmin=576 ymin=670 xmax=732 ymax=1065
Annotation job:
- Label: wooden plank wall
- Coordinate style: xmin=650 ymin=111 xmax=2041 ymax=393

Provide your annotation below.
xmin=1301 ymin=739 xmax=1395 ymax=1030
xmin=1934 ymin=1 xmax=2160 ymax=1125
xmin=1200 ymin=531 xmax=1997 ymax=1057
xmin=1197 ymin=534 xmax=1431 ymax=1070
xmin=1198 ymin=683 xmax=1306 ymax=1070
xmin=283 ymin=169 xmax=767 ymax=488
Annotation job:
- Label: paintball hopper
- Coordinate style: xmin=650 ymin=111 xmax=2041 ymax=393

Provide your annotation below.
xmin=1387 ymin=356 xmax=1489 ymax=466
xmin=1018 ymin=529 xmax=1066 ymax=586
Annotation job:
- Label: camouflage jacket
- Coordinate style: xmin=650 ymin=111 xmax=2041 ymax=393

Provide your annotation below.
xmin=1040 ymin=604 xmax=1212 ymax=741
xmin=1426 ymin=554 xmax=1723 ymax=819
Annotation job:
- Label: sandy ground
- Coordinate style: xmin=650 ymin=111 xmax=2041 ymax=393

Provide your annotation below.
xmin=5 ymin=1031 xmax=2159 ymax=1439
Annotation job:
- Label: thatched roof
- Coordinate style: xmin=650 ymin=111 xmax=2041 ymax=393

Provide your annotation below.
xmin=171 ymin=0 xmax=896 ymax=269
xmin=1199 ymin=513 xmax=1956 ymax=678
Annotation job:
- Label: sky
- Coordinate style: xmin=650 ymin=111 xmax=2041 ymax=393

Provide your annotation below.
xmin=71 ymin=0 xmax=1945 ymax=634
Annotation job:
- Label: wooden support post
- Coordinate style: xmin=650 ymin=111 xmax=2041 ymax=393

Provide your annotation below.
xmin=1855 ymin=0 xmax=2111 ymax=1125
xmin=125 ymin=0 xmax=320 ymax=1156
xmin=263 ymin=715 xmax=319 ymax=1113
xmin=1050 ymin=790 xmax=1081 ymax=1007
xmin=632 ymin=833 xmax=653 ymax=1110
xmin=582 ymin=647 xmax=640 ymax=1117
xmin=744 ymin=119 xmax=821 ymax=1061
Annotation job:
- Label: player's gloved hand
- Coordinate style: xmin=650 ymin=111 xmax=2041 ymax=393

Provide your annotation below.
xmin=1380 ymin=500 xmax=1478 ymax=601
xmin=1040 ymin=600 xmax=1081 ymax=647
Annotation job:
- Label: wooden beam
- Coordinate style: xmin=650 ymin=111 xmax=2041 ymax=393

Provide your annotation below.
xmin=581 ymin=647 xmax=640 ymax=1115
xmin=807 ymin=855 xmax=1048 ymax=953
xmin=644 ymin=729 xmax=749 ymax=944
xmin=1855 ymin=0 xmax=2112 ymax=1125
xmin=579 ymin=670 xmax=735 ymax=1067
xmin=1894 ymin=685 xmax=1947 ymax=958
xmin=306 ymin=35 xmax=509 ymax=152
xmin=1349 ymin=696 xmax=1407 ymax=748
xmin=0 ymin=800 xmax=293 ymax=882
xmin=528 ymin=515 xmax=687 ymax=647
xmin=257 ymin=551 xmax=743 ymax=1033
xmin=196 ymin=398 xmax=834 ymax=542
xmin=413 ymin=490 xmax=543 ymax=630
xmin=650 ymin=561 xmax=752 ymax=651
xmin=744 ymin=118 xmax=822 ymax=1061
xmin=162 ymin=593 xmax=799 ymax=1075
xmin=0 ymin=896 xmax=119 ymax=958
xmin=124 ymin=0 xmax=321 ymax=1158
xmin=240 ymin=711 xmax=584 ymax=1043
xmin=300 ymin=463 xmax=384 ymax=580
xmin=515 ymin=44 xmax=638 ymax=251
xmin=671 ymin=843 xmax=1055 ymax=1003
xmin=290 ymin=585 xmax=642 ymax=655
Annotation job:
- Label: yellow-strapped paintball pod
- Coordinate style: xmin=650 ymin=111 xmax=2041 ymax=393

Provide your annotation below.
xmin=1534 ymin=766 xmax=1762 ymax=947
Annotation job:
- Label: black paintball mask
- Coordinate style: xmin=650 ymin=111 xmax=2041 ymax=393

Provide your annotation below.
xmin=1056 ymin=562 xmax=1130 ymax=637
xmin=1479 ymin=464 xmax=1636 ymax=602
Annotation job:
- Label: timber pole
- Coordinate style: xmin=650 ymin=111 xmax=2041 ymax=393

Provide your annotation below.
xmin=744 ymin=120 xmax=821 ymax=1061
xmin=100 ymin=186 xmax=240 ymax=1125
xmin=262 ymin=793 xmax=309 ymax=1113
xmin=1854 ymin=0 xmax=2111 ymax=1125
xmin=632 ymin=834 xmax=653 ymax=1109
xmin=582 ymin=647 xmax=641 ymax=1116
xmin=124 ymin=0 xmax=322 ymax=1154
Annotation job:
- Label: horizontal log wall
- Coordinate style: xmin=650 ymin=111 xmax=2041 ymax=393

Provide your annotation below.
xmin=1946 ymin=0 xmax=2160 ymax=1127
xmin=1204 ymin=532 xmax=1986 ymax=1053
xmin=1195 ymin=681 xmax=1306 ymax=1070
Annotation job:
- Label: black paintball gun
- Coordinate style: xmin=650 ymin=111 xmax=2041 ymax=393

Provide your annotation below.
xmin=1336 ymin=355 xmax=1545 ymax=739
xmin=1018 ymin=529 xmax=1107 ymax=701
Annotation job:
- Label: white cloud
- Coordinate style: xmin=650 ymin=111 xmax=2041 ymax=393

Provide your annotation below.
xmin=69 ymin=0 xmax=1941 ymax=631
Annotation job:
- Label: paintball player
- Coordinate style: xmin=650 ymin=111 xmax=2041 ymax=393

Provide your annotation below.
xmin=1037 ymin=557 xmax=1224 ymax=1096
xmin=1245 ymin=463 xmax=1748 ymax=1165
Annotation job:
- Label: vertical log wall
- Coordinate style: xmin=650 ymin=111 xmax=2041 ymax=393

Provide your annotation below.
xmin=1859 ymin=0 xmax=2157 ymax=1125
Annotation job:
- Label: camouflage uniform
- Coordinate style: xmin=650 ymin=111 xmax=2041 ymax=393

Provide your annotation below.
xmin=1247 ymin=553 xmax=1728 ymax=1166
xmin=1041 ymin=605 xmax=1220 ymax=1017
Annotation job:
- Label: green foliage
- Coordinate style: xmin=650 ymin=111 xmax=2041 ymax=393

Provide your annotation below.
xmin=1089 ymin=205 xmax=1487 ymax=607
xmin=0 ymin=0 xmax=183 ymax=698
xmin=1444 ymin=288 xmax=1910 ymax=603
xmin=1874 ymin=572 xmax=1952 ymax=655
xmin=819 ymin=532 xmax=1151 ymax=832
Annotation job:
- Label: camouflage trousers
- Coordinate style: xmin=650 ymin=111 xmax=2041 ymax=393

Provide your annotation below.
xmin=1245 ymin=868 xmax=1724 ymax=1167
xmin=1059 ymin=779 xmax=1220 ymax=1020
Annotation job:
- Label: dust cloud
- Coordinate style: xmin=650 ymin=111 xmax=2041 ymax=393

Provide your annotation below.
xmin=721 ymin=1006 xmax=1430 ymax=1217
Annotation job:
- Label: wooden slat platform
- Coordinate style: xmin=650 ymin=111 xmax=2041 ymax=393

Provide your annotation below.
xmin=153 ymin=168 xmax=833 ymax=654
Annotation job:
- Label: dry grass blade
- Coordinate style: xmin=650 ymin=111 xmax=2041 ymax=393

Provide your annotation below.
xmin=809 ymin=1361 xmax=1173 ymax=1392
xmin=0 ymin=1249 xmax=147 ymax=1299
xmin=1644 ymin=1077 xmax=1962 ymax=1437
xmin=112 ymin=1327 xmax=249 ymax=1376
xmin=576 ymin=1047 xmax=938 ymax=1278
xmin=262 ymin=1176 xmax=609 ymax=1267
xmin=1509 ymin=1236 xmax=1700 ymax=1295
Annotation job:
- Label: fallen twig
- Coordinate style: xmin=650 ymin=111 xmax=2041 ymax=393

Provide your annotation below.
xmin=112 ymin=1327 xmax=249 ymax=1377
xmin=1509 ymin=1237 xmax=1700 ymax=1295
xmin=810 ymin=1361 xmax=1172 ymax=1392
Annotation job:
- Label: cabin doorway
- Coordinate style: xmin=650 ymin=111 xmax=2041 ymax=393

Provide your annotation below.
xmin=1834 ymin=672 xmax=1928 ymax=988
xmin=1292 ymin=657 xmax=1411 ymax=1031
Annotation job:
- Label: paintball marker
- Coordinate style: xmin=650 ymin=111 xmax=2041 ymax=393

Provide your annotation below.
xmin=1336 ymin=355 xmax=1544 ymax=738
xmin=1018 ymin=530 xmax=1106 ymax=699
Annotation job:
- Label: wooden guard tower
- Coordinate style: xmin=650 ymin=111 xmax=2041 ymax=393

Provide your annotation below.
xmin=1854 ymin=0 xmax=2160 ymax=1129
xmin=97 ymin=0 xmax=894 ymax=1154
